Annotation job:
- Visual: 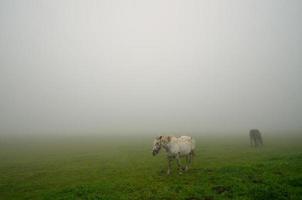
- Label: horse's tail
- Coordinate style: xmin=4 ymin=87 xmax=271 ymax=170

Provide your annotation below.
xmin=191 ymin=138 xmax=196 ymax=156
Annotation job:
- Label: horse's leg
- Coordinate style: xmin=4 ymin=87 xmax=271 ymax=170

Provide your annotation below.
xmin=184 ymin=155 xmax=189 ymax=171
xmin=185 ymin=152 xmax=193 ymax=171
xmin=167 ymin=157 xmax=172 ymax=175
xmin=176 ymin=154 xmax=183 ymax=173
xmin=253 ymin=136 xmax=256 ymax=147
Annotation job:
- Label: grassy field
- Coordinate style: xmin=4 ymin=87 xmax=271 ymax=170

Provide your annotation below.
xmin=0 ymin=133 xmax=301 ymax=200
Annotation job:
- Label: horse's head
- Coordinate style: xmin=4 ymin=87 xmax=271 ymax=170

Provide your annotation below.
xmin=152 ymin=136 xmax=162 ymax=156
xmin=152 ymin=136 xmax=171 ymax=156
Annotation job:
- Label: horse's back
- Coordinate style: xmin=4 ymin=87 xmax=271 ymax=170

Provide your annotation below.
xmin=177 ymin=136 xmax=195 ymax=155
xmin=178 ymin=136 xmax=193 ymax=142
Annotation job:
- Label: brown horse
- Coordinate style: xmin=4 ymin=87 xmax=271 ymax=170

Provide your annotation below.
xmin=249 ymin=129 xmax=263 ymax=147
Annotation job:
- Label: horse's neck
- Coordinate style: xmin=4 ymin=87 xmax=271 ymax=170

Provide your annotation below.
xmin=162 ymin=143 xmax=170 ymax=153
xmin=162 ymin=142 xmax=176 ymax=153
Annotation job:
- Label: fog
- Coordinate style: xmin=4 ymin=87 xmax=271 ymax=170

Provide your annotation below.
xmin=1 ymin=0 xmax=301 ymax=135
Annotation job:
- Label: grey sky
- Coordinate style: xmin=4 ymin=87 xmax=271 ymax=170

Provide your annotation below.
xmin=1 ymin=0 xmax=302 ymax=134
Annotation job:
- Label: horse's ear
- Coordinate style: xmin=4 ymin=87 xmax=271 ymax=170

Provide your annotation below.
xmin=159 ymin=136 xmax=162 ymax=139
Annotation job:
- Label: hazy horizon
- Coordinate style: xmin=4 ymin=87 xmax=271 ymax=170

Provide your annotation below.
xmin=1 ymin=0 xmax=302 ymax=135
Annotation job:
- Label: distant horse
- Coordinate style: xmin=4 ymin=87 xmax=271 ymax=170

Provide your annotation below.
xmin=249 ymin=129 xmax=263 ymax=147
xmin=152 ymin=135 xmax=195 ymax=175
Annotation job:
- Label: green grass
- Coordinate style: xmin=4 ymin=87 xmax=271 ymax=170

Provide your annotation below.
xmin=0 ymin=134 xmax=301 ymax=200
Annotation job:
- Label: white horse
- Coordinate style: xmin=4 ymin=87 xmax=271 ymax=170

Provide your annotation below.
xmin=152 ymin=135 xmax=195 ymax=175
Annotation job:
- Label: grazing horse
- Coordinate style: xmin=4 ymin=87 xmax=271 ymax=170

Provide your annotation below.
xmin=249 ymin=129 xmax=263 ymax=147
xmin=152 ymin=135 xmax=195 ymax=175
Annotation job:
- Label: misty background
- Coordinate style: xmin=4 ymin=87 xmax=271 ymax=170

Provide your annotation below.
xmin=0 ymin=0 xmax=301 ymax=135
